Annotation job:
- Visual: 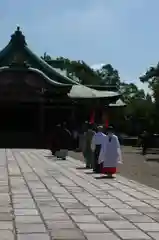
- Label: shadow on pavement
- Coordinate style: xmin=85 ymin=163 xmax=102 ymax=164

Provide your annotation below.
xmin=76 ymin=167 xmax=87 ymax=170
xmin=45 ymin=155 xmax=53 ymax=159
xmin=85 ymin=171 xmax=95 ymax=175
xmin=146 ymin=158 xmax=159 ymax=163
xmin=95 ymin=176 xmax=116 ymax=180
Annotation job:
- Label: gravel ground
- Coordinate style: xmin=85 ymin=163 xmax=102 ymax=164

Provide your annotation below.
xmin=69 ymin=146 xmax=159 ymax=190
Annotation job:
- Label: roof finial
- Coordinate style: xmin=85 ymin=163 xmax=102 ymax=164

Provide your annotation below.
xmin=16 ymin=25 xmax=20 ymax=31
xmin=10 ymin=25 xmax=27 ymax=46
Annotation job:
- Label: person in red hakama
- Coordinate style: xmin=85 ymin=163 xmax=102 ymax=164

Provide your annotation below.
xmin=99 ymin=126 xmax=122 ymax=178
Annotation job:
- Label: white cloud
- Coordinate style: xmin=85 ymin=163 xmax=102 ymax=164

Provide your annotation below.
xmin=91 ymin=63 xmax=104 ymax=70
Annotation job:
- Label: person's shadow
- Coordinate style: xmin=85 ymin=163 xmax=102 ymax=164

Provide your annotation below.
xmin=95 ymin=175 xmax=115 ymax=179
xmin=45 ymin=155 xmax=53 ymax=159
xmin=76 ymin=167 xmax=87 ymax=170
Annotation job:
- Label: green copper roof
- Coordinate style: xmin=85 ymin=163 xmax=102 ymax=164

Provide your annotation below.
xmin=0 ymin=27 xmax=121 ymax=101
xmin=0 ymin=66 xmax=68 ymax=87
xmin=0 ymin=27 xmax=78 ymax=85
xmin=24 ymin=46 xmax=79 ymax=85
xmin=68 ymin=85 xmax=120 ymax=99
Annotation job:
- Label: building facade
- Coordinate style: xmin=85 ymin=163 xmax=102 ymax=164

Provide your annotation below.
xmin=0 ymin=27 xmax=121 ymax=148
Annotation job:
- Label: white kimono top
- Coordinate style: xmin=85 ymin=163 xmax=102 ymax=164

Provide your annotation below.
xmin=91 ymin=132 xmax=106 ymax=152
xmin=99 ymin=134 xmax=122 ymax=167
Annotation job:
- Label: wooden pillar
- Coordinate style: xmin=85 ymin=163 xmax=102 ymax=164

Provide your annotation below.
xmin=89 ymin=100 xmax=98 ymax=124
xmin=39 ymin=97 xmax=45 ymax=135
xmin=94 ymin=100 xmax=103 ymax=124
xmin=70 ymin=107 xmax=75 ymax=126
xmin=102 ymin=107 xmax=109 ymax=127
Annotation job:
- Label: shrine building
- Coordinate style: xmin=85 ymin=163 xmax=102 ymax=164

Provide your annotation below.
xmin=0 ymin=27 xmax=122 ymax=148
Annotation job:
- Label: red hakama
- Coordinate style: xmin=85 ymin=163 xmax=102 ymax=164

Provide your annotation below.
xmin=101 ymin=166 xmax=117 ymax=175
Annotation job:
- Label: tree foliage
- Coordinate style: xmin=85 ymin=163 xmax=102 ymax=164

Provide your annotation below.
xmin=96 ymin=64 xmax=120 ymax=86
xmin=140 ymin=63 xmax=159 ymax=105
xmin=42 ymin=54 xmax=101 ymax=85
xmin=42 ymin=53 xmax=156 ymax=134
xmin=139 ymin=63 xmax=159 ymax=132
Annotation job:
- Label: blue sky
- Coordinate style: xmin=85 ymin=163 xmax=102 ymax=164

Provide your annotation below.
xmin=0 ymin=0 xmax=159 ymax=91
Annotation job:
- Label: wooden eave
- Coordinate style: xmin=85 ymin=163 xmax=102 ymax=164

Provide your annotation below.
xmin=0 ymin=27 xmax=79 ymax=86
xmin=0 ymin=27 xmax=121 ymax=103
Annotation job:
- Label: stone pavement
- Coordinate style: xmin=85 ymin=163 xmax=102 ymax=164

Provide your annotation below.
xmin=1 ymin=150 xmax=159 ymax=239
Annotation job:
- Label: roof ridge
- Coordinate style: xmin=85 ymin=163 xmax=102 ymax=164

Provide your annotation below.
xmin=24 ymin=46 xmax=79 ymax=85
xmin=0 ymin=27 xmax=78 ymax=85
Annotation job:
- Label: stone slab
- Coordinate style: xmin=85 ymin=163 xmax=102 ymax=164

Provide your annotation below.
xmin=1 ymin=149 xmax=159 ymax=239
xmin=17 ymin=234 xmax=50 ymax=240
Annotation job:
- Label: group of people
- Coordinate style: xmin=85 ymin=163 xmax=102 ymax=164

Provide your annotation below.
xmin=82 ymin=124 xmax=122 ymax=178
xmin=48 ymin=121 xmax=123 ymax=178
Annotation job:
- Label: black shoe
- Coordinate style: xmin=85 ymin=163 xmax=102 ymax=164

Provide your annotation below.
xmin=107 ymin=174 xmax=113 ymax=179
xmin=86 ymin=166 xmax=91 ymax=169
xmin=93 ymin=168 xmax=100 ymax=173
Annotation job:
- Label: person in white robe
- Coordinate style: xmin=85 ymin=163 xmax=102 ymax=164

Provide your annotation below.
xmin=91 ymin=125 xmax=106 ymax=173
xmin=99 ymin=126 xmax=122 ymax=177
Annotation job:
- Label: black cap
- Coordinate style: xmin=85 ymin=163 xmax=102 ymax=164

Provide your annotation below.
xmin=107 ymin=126 xmax=113 ymax=131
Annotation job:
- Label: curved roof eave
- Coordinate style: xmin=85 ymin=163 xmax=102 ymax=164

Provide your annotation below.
xmin=0 ymin=43 xmax=12 ymax=62
xmin=28 ymin=67 xmax=71 ymax=87
xmin=0 ymin=66 xmax=71 ymax=87
xmin=68 ymin=85 xmax=121 ymax=99
xmin=0 ymin=66 xmax=121 ymax=100
xmin=24 ymin=46 xmax=79 ymax=85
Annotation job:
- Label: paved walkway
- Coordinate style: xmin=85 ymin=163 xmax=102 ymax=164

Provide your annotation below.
xmin=1 ymin=150 xmax=159 ymax=239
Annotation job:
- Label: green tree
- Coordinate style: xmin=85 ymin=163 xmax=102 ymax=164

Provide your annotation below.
xmin=120 ymin=82 xmax=145 ymax=103
xmin=41 ymin=52 xmax=52 ymax=61
xmin=118 ymin=82 xmax=154 ymax=134
xmin=140 ymin=64 xmax=159 ymax=132
xmin=43 ymin=55 xmax=101 ymax=85
xmin=42 ymin=55 xmax=120 ymax=86
xmin=140 ymin=63 xmax=159 ymax=104
xmin=96 ymin=64 xmax=120 ymax=86
xmin=41 ymin=53 xmax=156 ymax=134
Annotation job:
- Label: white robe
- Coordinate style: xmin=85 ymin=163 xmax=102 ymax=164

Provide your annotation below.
xmin=91 ymin=132 xmax=106 ymax=153
xmin=99 ymin=134 xmax=122 ymax=167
